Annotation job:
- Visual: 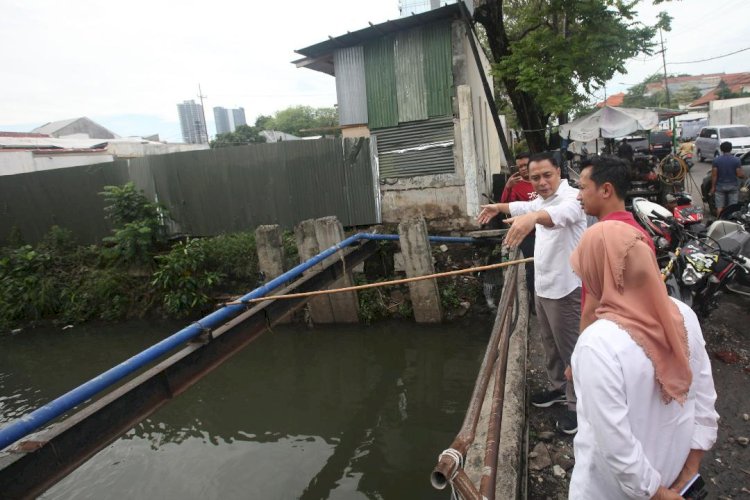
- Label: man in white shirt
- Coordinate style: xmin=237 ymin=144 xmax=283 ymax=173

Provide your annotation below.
xmin=477 ymin=152 xmax=587 ymax=434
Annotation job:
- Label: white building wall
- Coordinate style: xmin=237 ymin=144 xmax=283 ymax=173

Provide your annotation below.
xmin=106 ymin=142 xmax=208 ymax=158
xmin=0 ymin=152 xmax=36 ymax=175
xmin=709 ymin=97 xmax=750 ymax=111
xmin=729 ymin=104 xmax=750 ymax=127
xmin=0 ymin=152 xmax=114 ymax=176
xmin=460 ymin=20 xmax=506 ymax=211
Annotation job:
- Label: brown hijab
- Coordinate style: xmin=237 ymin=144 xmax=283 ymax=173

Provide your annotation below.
xmin=570 ymin=221 xmax=691 ymax=404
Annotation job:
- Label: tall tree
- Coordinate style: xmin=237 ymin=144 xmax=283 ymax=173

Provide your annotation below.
xmin=673 ymin=85 xmax=702 ymax=106
xmin=715 ymin=80 xmax=733 ymax=100
xmin=473 ymin=0 xmax=668 ymax=152
xmin=621 ymin=72 xmax=666 ymax=108
xmin=210 ymin=125 xmax=266 ymax=149
xmin=261 ymin=105 xmax=338 ymax=137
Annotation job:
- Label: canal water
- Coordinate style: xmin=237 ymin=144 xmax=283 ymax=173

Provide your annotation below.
xmin=0 ymin=315 xmax=493 ymax=499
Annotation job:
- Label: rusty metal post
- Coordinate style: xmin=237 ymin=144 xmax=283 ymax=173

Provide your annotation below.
xmin=479 ymin=278 xmax=518 ymax=499
xmin=430 ymin=249 xmax=520 ymax=494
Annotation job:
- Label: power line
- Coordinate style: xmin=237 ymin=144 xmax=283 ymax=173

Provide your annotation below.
xmin=668 ymin=46 xmax=750 ymax=65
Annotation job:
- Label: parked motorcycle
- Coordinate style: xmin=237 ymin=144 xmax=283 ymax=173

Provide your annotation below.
xmin=664 ymin=191 xmax=706 ymax=235
xmin=706 ymin=203 xmax=750 ymax=290
xmin=632 ymin=197 xmax=748 ymax=316
xmin=631 ymin=196 xmax=677 ymax=256
xmin=664 ymin=217 xmax=748 ymax=316
xmin=631 ymin=196 xmax=704 ymax=257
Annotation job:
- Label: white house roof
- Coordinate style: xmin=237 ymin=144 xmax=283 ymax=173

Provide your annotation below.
xmin=30 ymin=117 xmax=120 ymax=139
xmin=0 ymin=136 xmax=107 ymax=149
xmin=0 ymin=136 xmax=165 ymax=150
xmin=31 ymin=118 xmax=81 ymax=135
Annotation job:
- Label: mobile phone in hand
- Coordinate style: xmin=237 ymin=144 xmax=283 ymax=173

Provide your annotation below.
xmin=679 ymin=474 xmax=706 ymax=499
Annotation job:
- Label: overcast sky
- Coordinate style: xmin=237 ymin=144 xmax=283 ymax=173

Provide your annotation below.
xmin=1 ymin=0 xmax=748 ymax=142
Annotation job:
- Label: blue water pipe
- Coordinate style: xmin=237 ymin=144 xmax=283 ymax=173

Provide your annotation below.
xmin=0 ymin=232 xmax=480 ymax=451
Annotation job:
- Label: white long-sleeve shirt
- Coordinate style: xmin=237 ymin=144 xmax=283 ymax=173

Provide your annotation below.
xmin=569 ymin=299 xmax=719 ymax=499
xmin=508 ymin=179 xmax=587 ymax=299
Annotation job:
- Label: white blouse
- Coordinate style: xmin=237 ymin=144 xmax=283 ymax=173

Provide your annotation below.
xmin=569 ymin=299 xmax=719 ymax=499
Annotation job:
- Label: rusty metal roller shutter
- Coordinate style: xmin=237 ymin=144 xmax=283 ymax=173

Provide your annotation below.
xmin=375 ymin=116 xmax=455 ymax=178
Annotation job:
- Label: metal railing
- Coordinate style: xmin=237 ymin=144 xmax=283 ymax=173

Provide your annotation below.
xmin=431 ymin=247 xmax=523 ymax=499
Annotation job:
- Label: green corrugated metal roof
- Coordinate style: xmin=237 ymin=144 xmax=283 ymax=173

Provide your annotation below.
xmin=364 ymin=37 xmax=399 ymax=130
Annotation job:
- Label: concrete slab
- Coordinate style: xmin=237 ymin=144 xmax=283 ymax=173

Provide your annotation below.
xmin=397 ymin=217 xmax=442 ymax=323
xmin=255 ymin=225 xmax=284 ymax=279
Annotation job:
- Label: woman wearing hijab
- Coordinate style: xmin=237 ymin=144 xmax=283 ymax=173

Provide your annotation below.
xmin=568 ymin=221 xmax=718 ymax=499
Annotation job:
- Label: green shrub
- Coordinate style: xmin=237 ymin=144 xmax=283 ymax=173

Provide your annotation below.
xmin=282 ymin=230 xmax=299 ymax=271
xmin=61 ymin=269 xmax=151 ymax=323
xmin=356 ymin=276 xmax=389 ymax=325
xmin=100 ymin=182 xmax=162 ymax=226
xmin=38 ymin=225 xmax=77 ymax=255
xmin=100 ymin=182 xmax=168 ymax=267
xmin=0 ymin=245 xmax=60 ymax=324
xmin=439 ymin=281 xmax=461 ymax=310
xmin=152 ymin=239 xmax=223 ymax=316
xmin=200 ymin=232 xmax=258 ymax=282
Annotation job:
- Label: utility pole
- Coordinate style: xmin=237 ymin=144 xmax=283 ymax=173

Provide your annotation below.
xmin=659 ymin=28 xmax=671 ymax=108
xmin=197 ymin=84 xmax=209 ymax=144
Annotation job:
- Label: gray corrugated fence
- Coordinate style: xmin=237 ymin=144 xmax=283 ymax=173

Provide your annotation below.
xmin=0 ymin=138 xmax=379 ymax=245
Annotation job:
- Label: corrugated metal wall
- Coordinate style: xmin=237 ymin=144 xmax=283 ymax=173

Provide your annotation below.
xmin=364 ymin=37 xmax=399 ymax=130
xmin=0 ymin=160 xmax=130 ymax=245
xmin=334 ymin=46 xmax=368 ymax=126
xmin=0 ymin=139 xmax=379 ymax=245
xmin=361 ymin=21 xmax=453 ymax=130
xmin=375 ymin=116 xmax=455 ymax=178
xmin=394 ymin=28 xmax=429 ymax=123
xmin=422 ymin=20 xmax=453 ymax=117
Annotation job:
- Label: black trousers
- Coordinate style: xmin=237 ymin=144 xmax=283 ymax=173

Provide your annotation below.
xmin=518 ymin=232 xmax=535 ymax=300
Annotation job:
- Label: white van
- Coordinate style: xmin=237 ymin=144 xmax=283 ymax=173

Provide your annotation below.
xmin=694 ymin=124 xmax=750 ymax=161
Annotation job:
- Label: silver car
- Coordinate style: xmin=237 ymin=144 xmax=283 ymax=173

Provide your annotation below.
xmin=694 ymin=124 xmax=750 ymax=161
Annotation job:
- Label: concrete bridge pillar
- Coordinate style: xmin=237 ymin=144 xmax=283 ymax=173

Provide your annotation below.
xmin=294 ymin=217 xmax=359 ymax=324
xmin=398 ymin=216 xmax=442 ymax=323
xmin=295 ymin=219 xmax=334 ymax=324
xmin=313 ymin=216 xmax=359 ymax=323
xmin=255 ymin=224 xmax=290 ymax=323
xmin=255 ymin=225 xmax=285 ymax=280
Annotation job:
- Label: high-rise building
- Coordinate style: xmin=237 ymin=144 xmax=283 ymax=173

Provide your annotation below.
xmin=177 ymin=100 xmax=208 ymax=144
xmin=213 ymin=107 xmax=247 ymax=136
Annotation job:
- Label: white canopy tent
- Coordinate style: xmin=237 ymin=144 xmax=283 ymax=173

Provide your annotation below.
xmin=559 ymin=106 xmax=659 ymax=142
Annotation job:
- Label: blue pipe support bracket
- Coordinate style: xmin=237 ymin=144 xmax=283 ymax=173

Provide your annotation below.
xmin=0 ymin=232 xmax=480 ymax=451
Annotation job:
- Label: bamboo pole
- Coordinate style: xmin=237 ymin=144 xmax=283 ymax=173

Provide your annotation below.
xmin=224 ymin=257 xmax=533 ymax=306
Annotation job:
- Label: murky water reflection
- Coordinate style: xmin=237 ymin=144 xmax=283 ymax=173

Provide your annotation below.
xmin=0 ymin=316 xmax=492 ymax=499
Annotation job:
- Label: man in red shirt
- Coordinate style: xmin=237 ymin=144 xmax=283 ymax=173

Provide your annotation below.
xmin=575 ymin=155 xmax=656 ymax=334
xmin=577 ymin=155 xmax=655 ymax=252
xmin=501 ymin=152 xmax=536 ymax=307
xmin=501 ymin=152 xmax=536 ymax=203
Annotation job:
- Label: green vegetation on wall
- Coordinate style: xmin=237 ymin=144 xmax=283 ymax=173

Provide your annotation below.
xmin=0 ymin=184 xmax=264 ymax=330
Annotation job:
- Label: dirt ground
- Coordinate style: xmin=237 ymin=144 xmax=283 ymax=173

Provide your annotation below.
xmin=526 ymin=292 xmax=750 ymax=499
